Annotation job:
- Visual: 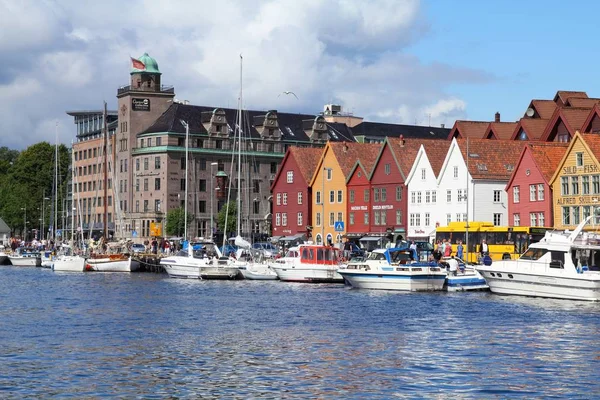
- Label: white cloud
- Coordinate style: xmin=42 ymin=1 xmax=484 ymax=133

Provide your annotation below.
xmin=0 ymin=0 xmax=492 ymax=149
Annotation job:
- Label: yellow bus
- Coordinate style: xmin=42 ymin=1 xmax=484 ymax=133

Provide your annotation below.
xmin=435 ymin=222 xmax=551 ymax=263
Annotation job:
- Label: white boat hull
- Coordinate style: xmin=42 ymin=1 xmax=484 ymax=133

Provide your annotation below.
xmin=445 ymin=269 xmax=489 ymax=292
xmin=477 ymin=266 xmax=600 ymax=301
xmin=8 ymin=256 xmax=40 ymax=267
xmin=270 ymin=265 xmax=344 ymax=283
xmin=239 ymin=263 xmax=278 ymax=280
xmin=53 ymin=256 xmax=86 ymax=272
xmin=338 ymin=268 xmax=446 ymax=291
xmin=160 ymin=256 xmax=240 ymax=279
xmin=87 ymin=257 xmax=140 ymax=272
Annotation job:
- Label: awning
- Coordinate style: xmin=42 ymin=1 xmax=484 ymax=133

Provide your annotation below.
xmin=360 ymin=236 xmax=385 ymax=242
xmin=280 ymin=233 xmax=306 ymax=242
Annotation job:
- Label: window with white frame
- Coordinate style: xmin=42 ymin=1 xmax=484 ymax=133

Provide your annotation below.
xmin=456 ymin=213 xmax=461 ymax=222
xmin=421 ymin=168 xmax=426 ymax=180
xmin=537 ymin=184 xmax=544 ymax=200
xmin=561 ymin=176 xmax=569 ymax=195
xmin=297 ymin=192 xmax=303 ymax=204
xmin=329 ymin=190 xmax=335 ymax=203
xmin=529 ymin=184 xmax=536 ymax=201
xmin=316 ymin=191 xmax=322 ymax=204
xmin=337 ymin=190 xmax=343 ymax=203
xmin=417 ymin=192 xmax=422 ymax=204
xmin=297 ymin=212 xmax=303 ymax=226
xmin=381 ymin=210 xmax=387 ymax=225
xmin=396 ymin=210 xmax=402 ymax=225
xmin=594 ymin=175 xmax=600 ymax=194
xmin=381 ymin=188 xmax=386 ymax=202
xmin=364 ymin=212 xmax=369 ymax=225
xmin=457 ymin=189 xmax=464 ymax=202
xmin=349 ymin=190 xmax=355 ymax=203
xmin=337 ymin=212 xmax=343 ymax=222
xmin=326 ymin=169 xmax=332 ymax=180
xmin=282 ymin=213 xmax=287 ymax=226
xmin=329 ymin=212 xmax=335 ymax=226
xmin=584 ymin=206 xmax=591 ymax=221
xmin=563 ymin=207 xmax=570 ymax=225
xmin=283 ymin=193 xmax=288 ymax=205
xmin=446 ymin=190 xmax=451 ymax=202
xmin=572 ymin=176 xmax=579 ymax=195
xmin=396 ymin=186 xmax=402 ymax=201
xmin=432 ymin=191 xmax=437 ymax=203
xmin=582 ymin=176 xmax=590 ymax=195
xmin=410 ymin=213 xmax=415 ymax=226
xmin=538 ymin=212 xmax=545 ymax=227
xmin=446 ymin=214 xmax=451 ymax=225
xmin=493 ymin=190 xmax=501 ymax=203
xmin=374 ymin=188 xmax=380 ymax=202
xmin=411 ymin=192 xmax=416 ymax=204
xmin=276 ymin=193 xmax=281 ymax=205
xmin=513 ymin=186 xmax=520 ymax=203
xmin=493 ymin=213 xmax=501 ymax=225
xmin=316 ymin=212 xmax=321 ymax=226
xmin=349 ymin=212 xmax=354 ymax=225
xmin=364 ymin=189 xmax=369 ymax=202
xmin=286 ymin=171 xmax=293 ymax=183
xmin=462 ymin=213 xmax=467 ymax=222
xmin=276 ymin=213 xmax=281 ymax=226
xmin=573 ymin=206 xmax=580 ymax=225
xmin=576 ymin=152 xmax=584 ymax=167
xmin=425 ymin=213 xmax=430 ymax=226
xmin=374 ymin=211 xmax=381 ymax=225
xmin=530 ymin=212 xmax=537 ymax=226
xmin=425 ymin=191 xmax=430 ymax=203
xmin=385 ymin=163 xmax=391 ymax=175
xmin=415 ymin=213 xmax=420 ymax=226
xmin=513 ymin=213 xmax=520 ymax=226
xmin=453 ymin=166 xmax=458 ymax=178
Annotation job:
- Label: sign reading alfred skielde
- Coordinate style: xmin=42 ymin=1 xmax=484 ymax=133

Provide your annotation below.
xmin=132 ymin=98 xmax=150 ymax=111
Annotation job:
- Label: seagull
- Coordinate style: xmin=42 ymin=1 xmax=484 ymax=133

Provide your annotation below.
xmin=278 ymin=91 xmax=298 ymax=99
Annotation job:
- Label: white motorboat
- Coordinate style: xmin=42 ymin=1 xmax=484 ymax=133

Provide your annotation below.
xmin=8 ymin=249 xmax=41 ymax=267
xmin=337 ymin=247 xmax=446 ymax=291
xmin=160 ymin=242 xmax=240 ymax=279
xmin=269 ymin=244 xmax=344 ymax=283
xmin=52 ymin=245 xmax=86 ymax=272
xmin=476 ymin=216 xmax=600 ymax=301
xmin=236 ymin=249 xmax=278 ymax=280
xmin=41 ymin=250 xmax=56 ymax=268
xmin=86 ymin=254 xmax=140 ymax=272
xmin=440 ymin=257 xmax=489 ymax=292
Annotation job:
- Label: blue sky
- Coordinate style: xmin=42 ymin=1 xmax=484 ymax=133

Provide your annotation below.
xmin=0 ymin=0 xmax=598 ymax=149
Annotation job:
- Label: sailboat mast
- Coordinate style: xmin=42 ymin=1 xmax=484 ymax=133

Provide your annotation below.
xmin=465 ymin=138 xmax=469 ymax=263
xmin=103 ymin=101 xmax=109 ymax=240
xmin=54 ymin=122 xmax=59 ymax=242
xmin=236 ymin=55 xmax=242 ymax=237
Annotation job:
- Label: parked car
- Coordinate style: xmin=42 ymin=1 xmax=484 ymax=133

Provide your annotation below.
xmin=131 ymin=243 xmax=146 ymax=254
xmin=252 ymin=242 xmax=279 ymax=257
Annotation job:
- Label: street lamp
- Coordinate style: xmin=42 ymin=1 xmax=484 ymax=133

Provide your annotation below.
xmin=322 ymin=167 xmax=332 ymax=245
xmin=20 ymin=207 xmax=26 ymax=240
xmin=210 ymin=162 xmax=218 ymax=239
xmin=179 ymin=119 xmax=189 ymax=242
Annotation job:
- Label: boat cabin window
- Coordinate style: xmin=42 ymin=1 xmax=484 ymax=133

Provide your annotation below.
xmin=549 ymin=251 xmax=565 ymax=269
xmin=317 ymin=248 xmax=325 ymax=261
xmin=367 ymin=252 xmax=386 ymax=261
xmin=520 ymin=248 xmax=548 ymax=260
xmin=285 ymin=249 xmax=299 ymax=258
xmin=301 ymin=247 xmax=315 ymax=261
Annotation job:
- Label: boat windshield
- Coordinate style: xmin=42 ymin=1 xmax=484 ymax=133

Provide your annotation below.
xmin=285 ymin=249 xmax=299 ymax=258
xmin=367 ymin=252 xmax=387 ymax=261
xmin=520 ymin=247 xmax=548 ymax=260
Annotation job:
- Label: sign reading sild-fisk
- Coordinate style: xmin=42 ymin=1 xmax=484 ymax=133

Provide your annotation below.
xmin=132 ymin=98 xmax=150 ymax=111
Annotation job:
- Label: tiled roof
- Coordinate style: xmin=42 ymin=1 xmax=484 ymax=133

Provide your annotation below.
xmin=351 ymin=121 xmax=449 ymax=140
xmin=527 ymin=143 xmax=568 ymax=182
xmin=330 ymin=142 xmax=382 ymax=177
xmin=554 ymin=90 xmax=588 ymax=104
xmin=289 ymin=147 xmax=324 ymax=184
xmin=386 ymin=137 xmax=444 ymax=178
xmin=529 ymin=100 xmax=557 ymax=119
xmin=422 ymin=140 xmax=451 ymax=177
xmin=565 ymin=98 xmax=600 ymax=108
xmin=457 ymin=139 xmax=525 ymax=180
xmin=581 ymin=133 xmax=600 ymax=161
xmin=142 ymin=103 xmax=356 ymax=142
xmin=449 ymin=121 xmax=490 ymax=139
xmin=486 ymin=122 xmax=518 ymax=140
xmin=561 ymin=107 xmax=593 ymax=132
xmin=512 ymin=118 xmax=550 ymax=140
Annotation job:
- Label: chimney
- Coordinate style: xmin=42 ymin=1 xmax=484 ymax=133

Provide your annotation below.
xmin=441 ymin=123 xmax=445 ymax=128
xmin=343 ymin=143 xmax=348 ymax=152
xmin=400 ymin=134 xmax=405 ymax=147
xmin=495 ymin=112 xmax=500 ymax=122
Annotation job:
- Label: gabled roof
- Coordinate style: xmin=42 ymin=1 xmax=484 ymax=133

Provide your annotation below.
xmin=581 ymin=104 xmax=600 ymax=133
xmin=565 ymin=98 xmax=600 ymax=108
xmin=142 ymin=103 xmax=356 ymax=142
xmin=330 ymin=142 xmax=381 ymax=178
xmin=525 ymin=100 xmax=557 ymax=119
xmin=377 ymin=137 xmax=447 ymax=181
xmin=447 ymin=121 xmax=490 ymax=140
xmin=350 ymin=121 xmax=449 ymax=140
xmin=345 ymin=144 xmax=382 ymax=183
xmin=540 ymin=107 xmax=591 ymax=141
xmin=550 ymin=132 xmax=600 ymax=185
xmin=505 ymin=142 xmax=568 ymax=190
xmin=581 ymin=133 xmax=600 ymax=159
xmin=290 ymin=147 xmax=324 ymax=184
xmin=457 ymin=139 xmax=525 ymax=180
xmin=553 ymin=90 xmax=588 ymax=106
xmin=422 ymin=140 xmax=452 ymax=177
xmin=510 ymin=118 xmax=550 ymax=141
xmin=485 ymin=122 xmax=518 ymax=140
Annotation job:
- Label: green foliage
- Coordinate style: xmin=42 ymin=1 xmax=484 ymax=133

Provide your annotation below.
xmin=217 ymin=201 xmax=237 ymax=237
xmin=165 ymin=207 xmax=193 ymax=237
xmin=0 ymin=142 xmax=70 ymax=235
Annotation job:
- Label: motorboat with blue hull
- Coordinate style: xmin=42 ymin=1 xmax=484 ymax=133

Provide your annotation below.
xmin=476 ymin=216 xmax=600 ymax=301
xmin=338 ymin=247 xmax=446 ymax=291
xmin=440 ymin=257 xmax=489 ymax=292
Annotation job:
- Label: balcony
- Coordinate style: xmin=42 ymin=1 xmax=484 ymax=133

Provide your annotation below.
xmin=117 ymin=85 xmax=175 ymax=95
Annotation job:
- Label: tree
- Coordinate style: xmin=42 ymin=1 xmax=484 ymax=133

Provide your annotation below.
xmin=165 ymin=207 xmax=193 ymax=237
xmin=217 ymin=201 xmax=237 ymax=238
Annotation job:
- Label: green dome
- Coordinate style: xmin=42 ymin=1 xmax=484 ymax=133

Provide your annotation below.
xmin=131 ymin=52 xmax=161 ymax=75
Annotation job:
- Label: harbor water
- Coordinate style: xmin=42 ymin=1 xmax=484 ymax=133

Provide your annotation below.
xmin=1 ymin=266 xmax=599 ymax=398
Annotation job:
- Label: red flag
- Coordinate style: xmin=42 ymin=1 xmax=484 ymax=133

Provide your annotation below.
xmin=131 ymin=57 xmax=145 ymax=70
